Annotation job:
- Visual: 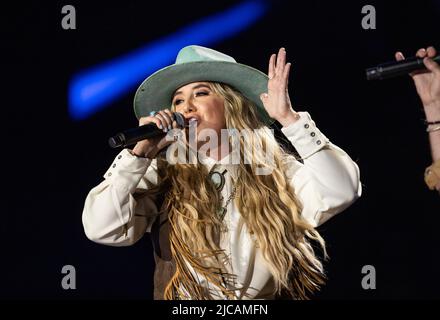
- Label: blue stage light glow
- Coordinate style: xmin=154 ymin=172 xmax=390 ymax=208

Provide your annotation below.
xmin=69 ymin=0 xmax=268 ymax=120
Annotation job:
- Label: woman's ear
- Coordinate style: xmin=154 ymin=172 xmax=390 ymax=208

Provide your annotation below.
xmin=260 ymin=93 xmax=268 ymax=107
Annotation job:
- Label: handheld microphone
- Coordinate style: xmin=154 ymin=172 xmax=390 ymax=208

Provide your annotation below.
xmin=366 ymin=55 xmax=440 ymax=80
xmin=108 ymin=112 xmax=186 ymax=148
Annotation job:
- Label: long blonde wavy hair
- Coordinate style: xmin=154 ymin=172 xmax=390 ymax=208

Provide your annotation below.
xmin=150 ymin=82 xmax=327 ymax=300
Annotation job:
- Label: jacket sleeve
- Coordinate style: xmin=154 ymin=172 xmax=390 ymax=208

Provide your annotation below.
xmin=82 ymin=148 xmax=161 ymax=246
xmin=282 ymin=112 xmax=362 ymax=227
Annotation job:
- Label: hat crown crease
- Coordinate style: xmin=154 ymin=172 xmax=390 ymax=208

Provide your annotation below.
xmin=175 ymin=45 xmax=236 ymax=64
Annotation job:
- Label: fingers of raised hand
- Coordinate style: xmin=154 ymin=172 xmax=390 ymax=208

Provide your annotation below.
xmin=268 ymin=48 xmax=290 ymax=89
xmin=268 ymin=48 xmax=288 ymax=79
xmin=276 ymin=47 xmax=286 ymax=75
xmin=283 ymin=62 xmax=291 ymax=88
xmin=268 ymin=54 xmax=276 ymax=79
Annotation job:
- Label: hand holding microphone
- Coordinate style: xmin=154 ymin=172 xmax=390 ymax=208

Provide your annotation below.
xmin=366 ymin=46 xmax=440 ymax=81
xmin=109 ymin=109 xmax=186 ymax=159
xmin=395 ymin=46 xmax=440 ymax=109
xmin=366 ymin=45 xmax=440 ymax=116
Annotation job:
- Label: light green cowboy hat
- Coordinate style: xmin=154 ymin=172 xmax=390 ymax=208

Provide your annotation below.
xmin=133 ymin=45 xmax=274 ymax=125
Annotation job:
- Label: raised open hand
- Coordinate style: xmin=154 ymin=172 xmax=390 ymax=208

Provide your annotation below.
xmin=260 ymin=48 xmax=299 ymax=127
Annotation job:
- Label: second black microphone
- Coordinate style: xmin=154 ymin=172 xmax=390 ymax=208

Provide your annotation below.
xmin=366 ymin=55 xmax=440 ymax=80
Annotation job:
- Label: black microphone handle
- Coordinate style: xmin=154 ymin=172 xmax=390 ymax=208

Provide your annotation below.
xmin=366 ymin=55 xmax=440 ymax=80
xmin=108 ymin=112 xmax=185 ymax=148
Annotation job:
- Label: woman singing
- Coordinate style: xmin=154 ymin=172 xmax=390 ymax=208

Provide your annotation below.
xmin=82 ymin=45 xmax=362 ymax=300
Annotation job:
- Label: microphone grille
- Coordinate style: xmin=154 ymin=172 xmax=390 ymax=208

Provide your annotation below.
xmin=173 ymin=112 xmax=186 ymax=128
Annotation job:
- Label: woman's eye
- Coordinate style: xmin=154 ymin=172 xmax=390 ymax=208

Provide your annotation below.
xmin=195 ymin=91 xmax=209 ymax=96
xmin=174 ymin=99 xmax=183 ymax=105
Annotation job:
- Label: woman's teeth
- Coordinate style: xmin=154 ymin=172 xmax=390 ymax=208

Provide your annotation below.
xmin=189 ymin=118 xmax=198 ymax=126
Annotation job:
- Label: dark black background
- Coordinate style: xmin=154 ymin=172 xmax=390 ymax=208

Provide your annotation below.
xmin=1 ymin=0 xmax=439 ymax=300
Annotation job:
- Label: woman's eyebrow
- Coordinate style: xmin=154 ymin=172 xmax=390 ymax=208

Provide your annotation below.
xmin=173 ymin=84 xmax=211 ymax=98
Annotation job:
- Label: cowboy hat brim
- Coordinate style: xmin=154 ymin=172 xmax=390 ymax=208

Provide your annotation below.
xmin=133 ymin=60 xmax=274 ymax=125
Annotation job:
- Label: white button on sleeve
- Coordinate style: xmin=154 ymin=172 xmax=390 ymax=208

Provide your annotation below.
xmin=282 ymin=113 xmax=362 ymax=227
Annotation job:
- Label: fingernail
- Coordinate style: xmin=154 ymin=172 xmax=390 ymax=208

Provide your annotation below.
xmin=159 ymin=124 xmax=163 ymax=129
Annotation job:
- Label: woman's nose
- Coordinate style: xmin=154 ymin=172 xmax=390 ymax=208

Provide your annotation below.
xmin=183 ymin=101 xmax=196 ymax=113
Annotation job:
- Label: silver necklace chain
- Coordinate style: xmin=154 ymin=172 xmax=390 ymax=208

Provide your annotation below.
xmin=209 ymin=166 xmax=239 ymax=220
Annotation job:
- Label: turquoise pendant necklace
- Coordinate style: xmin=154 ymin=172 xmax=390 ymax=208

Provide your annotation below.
xmin=208 ymin=167 xmax=238 ymax=220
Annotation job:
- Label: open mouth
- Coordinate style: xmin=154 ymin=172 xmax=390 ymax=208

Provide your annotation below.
xmin=186 ymin=117 xmax=200 ymax=128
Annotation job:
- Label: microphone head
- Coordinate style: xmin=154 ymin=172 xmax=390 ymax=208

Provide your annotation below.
xmin=108 ymin=134 xmax=124 ymax=148
xmin=173 ymin=112 xmax=187 ymax=128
